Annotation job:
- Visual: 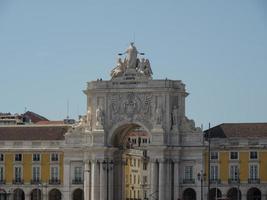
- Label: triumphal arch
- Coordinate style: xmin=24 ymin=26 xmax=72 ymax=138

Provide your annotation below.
xmin=64 ymin=43 xmax=204 ymax=200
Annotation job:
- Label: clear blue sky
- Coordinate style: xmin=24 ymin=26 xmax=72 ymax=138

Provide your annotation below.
xmin=0 ymin=0 xmax=266 ymax=129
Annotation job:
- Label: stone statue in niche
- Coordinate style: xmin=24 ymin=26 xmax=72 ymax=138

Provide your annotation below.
xmin=87 ymin=107 xmax=92 ymax=127
xmin=155 ymin=106 xmax=162 ymax=125
xmin=96 ymin=106 xmax=104 ymax=127
xmin=172 ymin=106 xmax=179 ymax=126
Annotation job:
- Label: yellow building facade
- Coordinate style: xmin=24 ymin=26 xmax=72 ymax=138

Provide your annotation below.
xmin=204 ymin=123 xmax=267 ymax=200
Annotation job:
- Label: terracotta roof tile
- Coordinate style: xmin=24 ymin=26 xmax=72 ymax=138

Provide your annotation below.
xmin=204 ymin=123 xmax=267 ymax=138
xmin=0 ymin=125 xmax=69 ymax=140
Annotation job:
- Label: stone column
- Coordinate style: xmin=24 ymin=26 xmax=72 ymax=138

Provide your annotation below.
xmin=173 ymin=161 xmax=180 ymax=200
xmin=84 ymin=161 xmax=90 ymax=200
xmin=100 ymin=161 xmax=107 ymax=200
xmin=63 ymin=159 xmax=71 ymax=200
xmin=91 ymin=160 xmax=100 ymax=200
xmin=159 ymin=160 xmax=165 ymax=200
xmin=150 ymin=161 xmax=159 ymax=199
xmin=108 ymin=162 xmax=114 ymax=200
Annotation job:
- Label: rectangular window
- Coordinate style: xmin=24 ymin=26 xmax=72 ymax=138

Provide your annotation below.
xmin=210 ymin=165 xmax=218 ymax=180
xmin=230 ymin=165 xmax=239 ymax=180
xmin=51 ymin=166 xmax=59 ymax=180
xmin=143 ymin=163 xmax=147 ymax=170
xmin=51 ymin=153 xmax=59 ymax=162
xmin=184 ymin=166 xmax=193 ymax=180
xmin=0 ymin=154 xmax=4 ymax=162
xmin=210 ymin=152 xmax=218 ymax=160
xmin=249 ymin=164 xmax=258 ymax=179
xmin=0 ymin=166 xmax=4 ymax=181
xmin=15 ymin=166 xmax=22 ymax=181
xmin=230 ymin=152 xmax=238 ymax=160
xmin=32 ymin=166 xmax=40 ymax=181
xmin=250 ymin=151 xmax=258 ymax=160
xmin=15 ymin=154 xmax=22 ymax=162
xmin=143 ymin=176 xmax=147 ymax=184
xmin=33 ymin=153 xmax=40 ymax=162
xmin=74 ymin=167 xmax=82 ymax=181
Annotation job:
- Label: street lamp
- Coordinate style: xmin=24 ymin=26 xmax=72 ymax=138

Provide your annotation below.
xmin=198 ymin=170 xmax=206 ymax=200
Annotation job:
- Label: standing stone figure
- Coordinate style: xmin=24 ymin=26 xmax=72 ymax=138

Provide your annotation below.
xmin=87 ymin=107 xmax=92 ymax=127
xmin=125 ymin=42 xmax=138 ymax=69
xmin=172 ymin=106 xmax=179 ymax=126
xmin=96 ymin=106 xmax=104 ymax=127
xmin=155 ymin=106 xmax=162 ymax=125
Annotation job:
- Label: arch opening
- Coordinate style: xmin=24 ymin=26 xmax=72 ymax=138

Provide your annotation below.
xmin=247 ymin=187 xmax=261 ymax=200
xmin=13 ymin=188 xmax=25 ymax=200
xmin=30 ymin=189 xmax=42 ymax=200
xmin=209 ymin=188 xmax=222 ymax=200
xmin=72 ymin=188 xmax=84 ymax=200
xmin=183 ymin=188 xmax=196 ymax=200
xmin=227 ymin=188 xmax=241 ymax=200
xmin=49 ymin=189 xmax=61 ymax=200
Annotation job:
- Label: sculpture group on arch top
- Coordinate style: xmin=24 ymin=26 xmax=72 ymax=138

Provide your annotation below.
xmin=68 ymin=42 xmax=202 ymax=145
xmin=110 ymin=42 xmax=153 ymax=79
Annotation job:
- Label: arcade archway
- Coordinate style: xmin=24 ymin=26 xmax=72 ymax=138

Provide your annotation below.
xmin=183 ymin=188 xmax=196 ymax=200
xmin=209 ymin=188 xmax=222 ymax=200
xmin=13 ymin=189 xmax=25 ymax=200
xmin=49 ymin=189 xmax=61 ymax=200
xmin=247 ymin=187 xmax=261 ymax=200
xmin=72 ymin=189 xmax=84 ymax=200
xmin=227 ymin=188 xmax=241 ymax=200
xmin=30 ymin=189 xmax=42 ymax=200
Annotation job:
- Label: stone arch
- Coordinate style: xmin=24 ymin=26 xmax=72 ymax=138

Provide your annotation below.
xmin=30 ymin=189 xmax=42 ymax=200
xmin=13 ymin=188 xmax=25 ymax=200
xmin=227 ymin=188 xmax=241 ymax=200
xmin=108 ymin=120 xmax=152 ymax=147
xmin=183 ymin=188 xmax=196 ymax=200
xmin=72 ymin=188 xmax=84 ymax=200
xmin=49 ymin=189 xmax=61 ymax=200
xmin=247 ymin=187 xmax=261 ymax=200
xmin=209 ymin=188 xmax=222 ymax=200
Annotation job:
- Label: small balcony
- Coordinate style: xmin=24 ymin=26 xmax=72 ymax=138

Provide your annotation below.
xmin=210 ymin=179 xmax=221 ymax=184
xmin=183 ymin=179 xmax=195 ymax=184
xmin=12 ymin=178 xmax=24 ymax=184
xmin=228 ymin=178 xmax=240 ymax=184
xmin=248 ymin=178 xmax=260 ymax=184
xmin=72 ymin=179 xmax=83 ymax=184
xmin=31 ymin=179 xmax=41 ymax=185
xmin=0 ymin=179 xmax=5 ymax=185
xmin=49 ymin=178 xmax=61 ymax=185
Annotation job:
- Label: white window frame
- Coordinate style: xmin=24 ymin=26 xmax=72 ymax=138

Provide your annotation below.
xmin=250 ymin=151 xmax=258 ymax=160
xmin=32 ymin=165 xmax=41 ymax=181
xmin=14 ymin=165 xmax=23 ymax=181
xmin=184 ymin=165 xmax=193 ymax=180
xmin=229 ymin=152 xmax=239 ymax=160
xmin=229 ymin=164 xmax=239 ymax=180
xmin=210 ymin=151 xmax=219 ymax=160
xmin=210 ymin=164 xmax=219 ymax=180
xmin=249 ymin=163 xmax=259 ymax=179
xmin=51 ymin=153 xmax=59 ymax=162
xmin=50 ymin=165 xmax=59 ymax=180
xmin=74 ymin=166 xmax=83 ymax=181
xmin=14 ymin=153 xmax=23 ymax=162
xmin=32 ymin=153 xmax=41 ymax=162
